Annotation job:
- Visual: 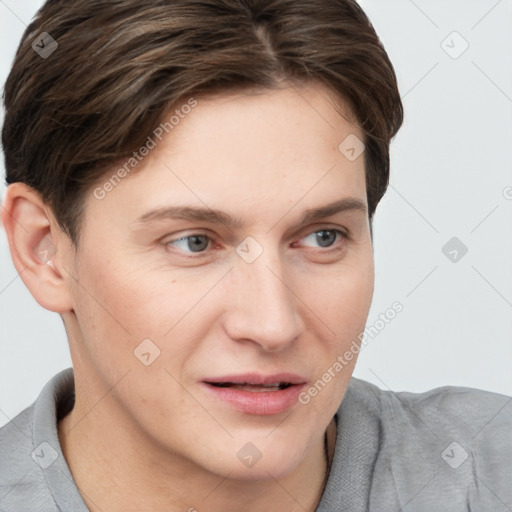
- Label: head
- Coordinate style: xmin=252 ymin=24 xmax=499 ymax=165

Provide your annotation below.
xmin=2 ymin=0 xmax=402 ymax=480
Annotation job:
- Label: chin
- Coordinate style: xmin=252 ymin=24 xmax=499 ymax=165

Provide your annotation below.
xmin=199 ymin=436 xmax=309 ymax=481
xmin=227 ymin=456 xmax=304 ymax=482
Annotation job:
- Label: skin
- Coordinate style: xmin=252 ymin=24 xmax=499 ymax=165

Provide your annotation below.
xmin=2 ymin=82 xmax=374 ymax=512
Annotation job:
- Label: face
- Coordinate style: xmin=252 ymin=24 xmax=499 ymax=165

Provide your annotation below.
xmin=60 ymin=82 xmax=374 ymax=479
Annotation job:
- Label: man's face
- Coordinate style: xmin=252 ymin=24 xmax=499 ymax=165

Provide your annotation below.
xmin=61 ymin=83 xmax=374 ymax=478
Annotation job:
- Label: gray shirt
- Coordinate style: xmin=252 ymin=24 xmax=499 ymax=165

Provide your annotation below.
xmin=1 ymin=368 xmax=511 ymax=511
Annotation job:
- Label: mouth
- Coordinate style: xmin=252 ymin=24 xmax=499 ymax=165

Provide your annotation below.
xmin=207 ymin=382 xmax=293 ymax=392
xmin=201 ymin=373 xmax=307 ymax=415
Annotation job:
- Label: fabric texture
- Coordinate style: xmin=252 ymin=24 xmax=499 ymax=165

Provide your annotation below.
xmin=1 ymin=368 xmax=511 ymax=511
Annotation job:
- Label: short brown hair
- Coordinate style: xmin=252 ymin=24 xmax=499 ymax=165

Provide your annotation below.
xmin=2 ymin=0 xmax=403 ymax=246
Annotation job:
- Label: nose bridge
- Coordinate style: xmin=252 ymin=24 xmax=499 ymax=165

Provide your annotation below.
xmin=225 ymin=237 xmax=301 ymax=350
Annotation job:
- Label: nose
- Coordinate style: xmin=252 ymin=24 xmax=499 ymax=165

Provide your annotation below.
xmin=222 ymin=243 xmax=303 ymax=352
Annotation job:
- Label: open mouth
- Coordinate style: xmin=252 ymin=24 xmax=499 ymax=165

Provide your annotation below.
xmin=207 ymin=382 xmax=293 ymax=392
xmin=201 ymin=375 xmax=307 ymax=414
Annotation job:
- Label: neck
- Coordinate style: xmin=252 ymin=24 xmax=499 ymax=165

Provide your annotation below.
xmin=58 ymin=386 xmax=336 ymax=512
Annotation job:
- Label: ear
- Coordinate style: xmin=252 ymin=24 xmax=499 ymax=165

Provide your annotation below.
xmin=1 ymin=182 xmax=75 ymax=313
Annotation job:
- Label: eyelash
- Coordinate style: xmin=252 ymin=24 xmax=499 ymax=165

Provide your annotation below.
xmin=163 ymin=228 xmax=349 ymax=257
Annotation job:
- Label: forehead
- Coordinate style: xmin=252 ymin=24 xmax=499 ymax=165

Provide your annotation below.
xmin=84 ymin=83 xmax=367 ymax=232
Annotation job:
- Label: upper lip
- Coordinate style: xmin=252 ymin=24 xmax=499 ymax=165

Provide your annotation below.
xmin=203 ymin=373 xmax=307 ymax=385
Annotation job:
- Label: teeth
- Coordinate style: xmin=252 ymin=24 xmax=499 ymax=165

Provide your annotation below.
xmin=210 ymin=382 xmax=291 ymax=391
xmin=231 ymin=384 xmax=281 ymax=392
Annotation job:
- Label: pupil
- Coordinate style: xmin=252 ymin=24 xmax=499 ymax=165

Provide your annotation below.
xmin=316 ymin=231 xmax=335 ymax=248
xmin=188 ymin=235 xmax=209 ymax=252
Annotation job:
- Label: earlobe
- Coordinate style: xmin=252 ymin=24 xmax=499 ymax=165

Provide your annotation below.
xmin=1 ymin=182 xmax=75 ymax=313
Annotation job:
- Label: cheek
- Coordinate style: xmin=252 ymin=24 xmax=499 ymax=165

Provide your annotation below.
xmin=298 ymin=266 xmax=372 ymax=421
xmin=76 ymin=247 xmax=178 ymax=327
xmin=70 ymin=253 xmax=171 ymax=365
xmin=296 ymin=250 xmax=374 ymax=407
xmin=71 ymin=250 xmax=221 ymax=377
xmin=303 ymin=253 xmax=374 ymax=333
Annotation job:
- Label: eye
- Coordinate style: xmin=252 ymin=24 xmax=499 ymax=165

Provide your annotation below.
xmin=164 ymin=228 xmax=348 ymax=257
xmin=298 ymin=229 xmax=347 ymax=249
xmin=167 ymin=234 xmax=212 ymax=253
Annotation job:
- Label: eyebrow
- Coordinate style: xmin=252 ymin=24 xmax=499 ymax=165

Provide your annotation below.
xmin=135 ymin=197 xmax=367 ymax=230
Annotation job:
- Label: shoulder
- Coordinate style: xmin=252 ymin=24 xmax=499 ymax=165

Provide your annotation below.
xmin=345 ymin=378 xmax=512 ymax=511
xmin=0 ymin=404 xmax=60 ymax=511
xmin=347 ymin=376 xmax=512 ymax=436
xmin=0 ymin=368 xmax=79 ymax=512
xmin=0 ymin=403 xmax=35 ymax=471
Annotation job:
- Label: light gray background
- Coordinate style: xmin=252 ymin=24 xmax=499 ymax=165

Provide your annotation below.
xmin=1 ymin=0 xmax=511 ymax=428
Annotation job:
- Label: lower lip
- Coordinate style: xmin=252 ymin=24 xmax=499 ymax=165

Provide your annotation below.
xmin=201 ymin=383 xmax=306 ymax=415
